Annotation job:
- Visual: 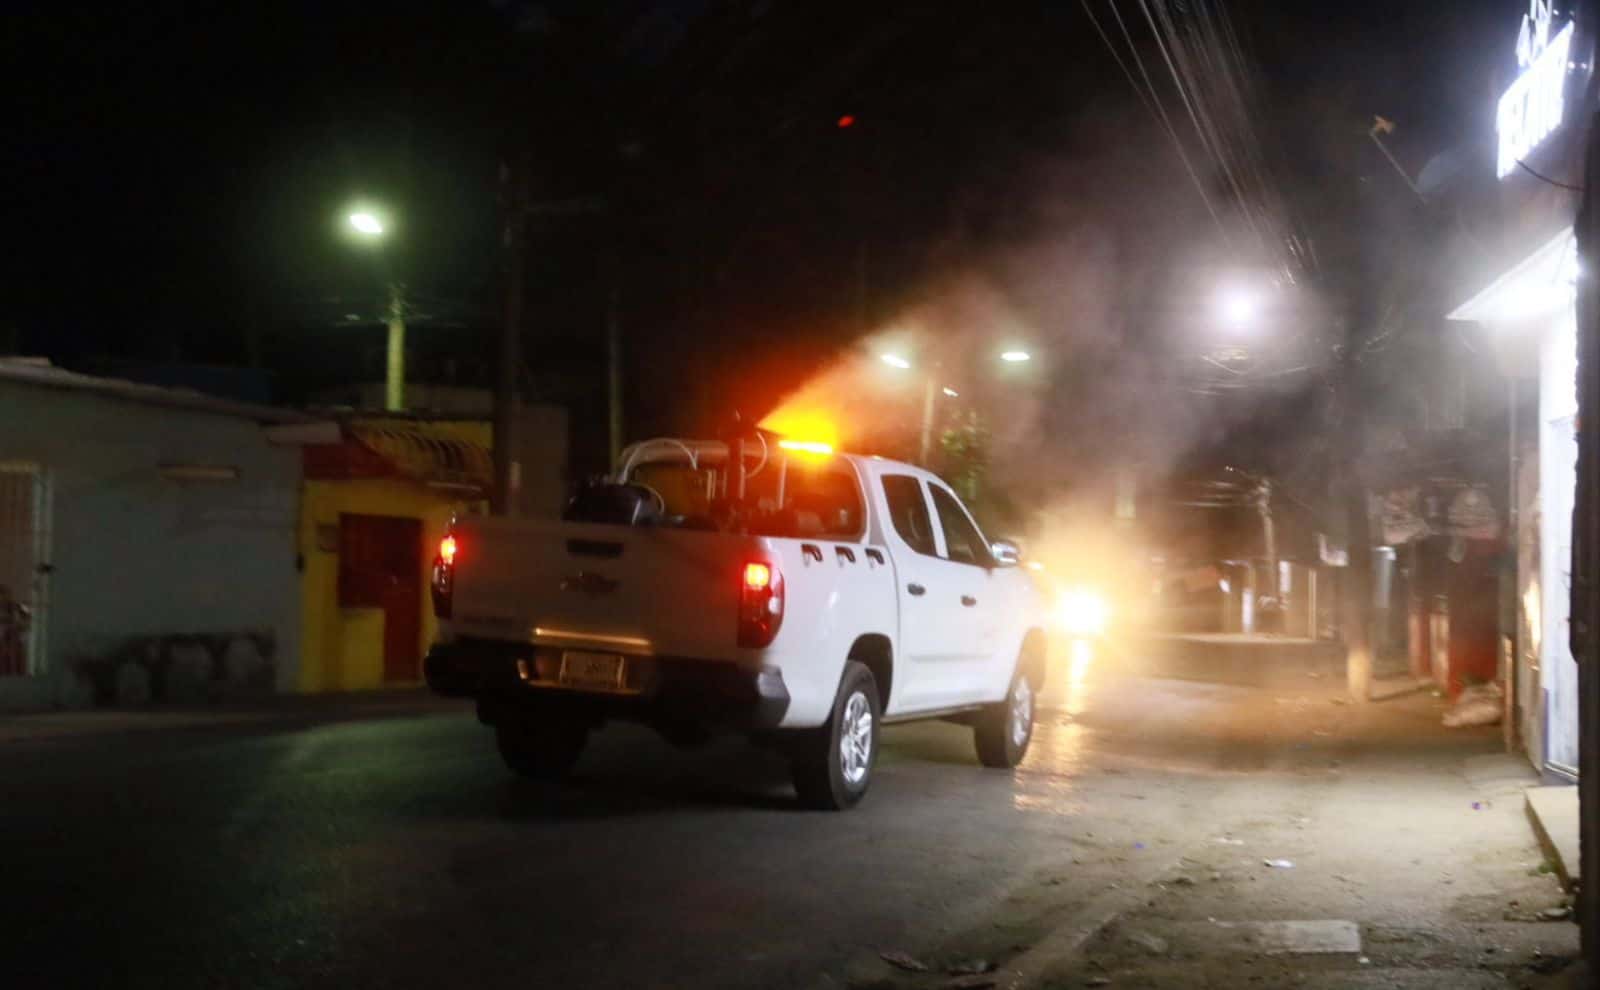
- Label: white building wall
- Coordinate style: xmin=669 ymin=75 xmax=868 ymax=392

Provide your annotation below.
xmin=0 ymin=382 xmax=302 ymax=707
xmin=1539 ymin=309 xmax=1581 ymax=775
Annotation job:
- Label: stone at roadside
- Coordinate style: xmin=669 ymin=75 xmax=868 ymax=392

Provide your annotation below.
xmin=1126 ymin=930 xmax=1169 ymax=954
xmin=880 ymin=950 xmax=929 ymax=973
xmin=945 ymin=959 xmax=996 ymax=976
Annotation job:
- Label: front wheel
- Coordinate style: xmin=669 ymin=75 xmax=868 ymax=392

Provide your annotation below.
xmin=974 ymin=667 xmax=1036 ymax=768
xmin=791 ymin=661 xmax=880 ymax=810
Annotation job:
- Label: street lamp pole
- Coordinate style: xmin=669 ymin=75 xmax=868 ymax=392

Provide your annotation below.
xmin=918 ymin=373 xmax=937 ymax=467
xmin=883 ymin=349 xmax=1027 ymax=468
xmin=347 ymin=210 xmax=406 ymax=412
xmin=385 ymin=281 xmax=406 ymax=412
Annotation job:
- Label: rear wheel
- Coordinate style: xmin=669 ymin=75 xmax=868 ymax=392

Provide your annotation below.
xmin=975 ymin=666 xmax=1035 ymax=768
xmin=496 ymin=712 xmax=589 ymax=781
xmin=792 ymin=662 xmax=880 ymax=810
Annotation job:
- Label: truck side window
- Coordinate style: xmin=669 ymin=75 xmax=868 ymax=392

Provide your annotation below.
xmin=929 ymin=485 xmax=992 ymax=567
xmin=882 ymin=475 xmax=937 ymax=556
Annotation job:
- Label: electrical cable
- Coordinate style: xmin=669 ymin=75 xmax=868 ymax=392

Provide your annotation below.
xmin=1078 ymin=0 xmax=1162 ymax=124
xmin=1517 ymin=159 xmax=1584 ymax=192
xmin=1101 ymin=0 xmax=1233 ymax=245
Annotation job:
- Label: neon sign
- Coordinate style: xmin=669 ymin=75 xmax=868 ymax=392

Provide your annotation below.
xmin=1497 ymin=0 xmax=1574 ymax=179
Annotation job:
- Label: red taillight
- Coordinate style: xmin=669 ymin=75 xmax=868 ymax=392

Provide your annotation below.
xmin=431 ymin=533 xmax=457 ymax=619
xmin=738 ymin=559 xmax=784 ymax=648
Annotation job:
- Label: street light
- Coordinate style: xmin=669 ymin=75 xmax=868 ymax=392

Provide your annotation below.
xmin=344 ymin=205 xmax=404 ymax=411
xmin=348 ymin=211 xmax=385 ymax=237
xmin=1217 ymin=287 xmax=1260 ymax=330
xmin=878 ymin=349 xmax=1027 ymax=464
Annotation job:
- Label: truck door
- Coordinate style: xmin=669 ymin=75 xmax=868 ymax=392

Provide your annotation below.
xmin=879 ymin=474 xmax=982 ymax=712
xmin=925 ymin=482 xmax=1005 ymax=703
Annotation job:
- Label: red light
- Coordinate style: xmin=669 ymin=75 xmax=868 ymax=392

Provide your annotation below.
xmin=836 ymin=115 xmax=855 ymax=128
xmin=431 ymin=535 xmax=458 ymax=619
xmin=738 ymin=561 xmax=784 ymax=648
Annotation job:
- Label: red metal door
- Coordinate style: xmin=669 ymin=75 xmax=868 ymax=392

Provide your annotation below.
xmin=338 ymin=514 xmax=423 ymax=683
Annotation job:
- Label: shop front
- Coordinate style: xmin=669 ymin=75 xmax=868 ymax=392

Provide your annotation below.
xmin=1446 ymin=0 xmax=1593 ymax=778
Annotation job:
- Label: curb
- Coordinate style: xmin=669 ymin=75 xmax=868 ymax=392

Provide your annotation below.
xmin=1525 ymin=785 xmax=1581 ymax=892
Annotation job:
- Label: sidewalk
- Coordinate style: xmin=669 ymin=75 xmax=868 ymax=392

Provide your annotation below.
xmin=0 ymin=688 xmax=468 ymax=743
xmin=1032 ymin=685 xmax=1583 ymax=987
xmin=851 ymin=673 xmax=1584 ymax=989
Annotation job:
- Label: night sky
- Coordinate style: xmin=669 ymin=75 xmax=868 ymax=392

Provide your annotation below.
xmin=1 ymin=0 xmax=1524 ymax=455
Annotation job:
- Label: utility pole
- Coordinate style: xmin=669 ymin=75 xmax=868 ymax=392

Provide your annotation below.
xmin=1341 ymin=347 xmax=1374 ymax=703
xmin=385 ymin=281 xmax=406 ymax=412
xmin=493 ymin=158 xmax=528 ymax=516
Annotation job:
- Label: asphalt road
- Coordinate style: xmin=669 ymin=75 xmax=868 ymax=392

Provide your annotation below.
xmin=1 ymin=655 xmax=1569 ymax=989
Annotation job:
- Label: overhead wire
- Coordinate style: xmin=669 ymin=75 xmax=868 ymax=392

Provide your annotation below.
xmin=1077 ymin=0 xmax=1161 ymax=125
xmin=1141 ymin=0 xmax=1271 ymax=260
xmin=1139 ymin=0 xmax=1252 ymax=226
xmin=1191 ymin=0 xmax=1281 ymax=249
xmin=1097 ymin=0 xmax=1233 ymax=246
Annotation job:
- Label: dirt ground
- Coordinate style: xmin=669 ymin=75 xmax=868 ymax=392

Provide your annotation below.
xmin=838 ymin=650 xmax=1583 ymax=990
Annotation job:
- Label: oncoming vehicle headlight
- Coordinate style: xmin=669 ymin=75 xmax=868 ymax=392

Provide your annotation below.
xmin=1058 ymin=588 xmax=1108 ymax=638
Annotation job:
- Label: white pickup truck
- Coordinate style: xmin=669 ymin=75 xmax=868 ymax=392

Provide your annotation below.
xmin=425 ymin=435 xmax=1049 ymax=809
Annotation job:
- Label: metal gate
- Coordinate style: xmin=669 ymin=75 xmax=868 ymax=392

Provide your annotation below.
xmin=0 ymin=463 xmax=48 ymax=677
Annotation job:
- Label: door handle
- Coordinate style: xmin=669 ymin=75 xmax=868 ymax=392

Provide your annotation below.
xmin=907 ymin=583 xmax=926 ymax=597
xmin=961 ymin=595 xmax=978 ymax=607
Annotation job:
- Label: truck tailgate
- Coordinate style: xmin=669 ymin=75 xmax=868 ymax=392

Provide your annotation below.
xmin=448 ymin=517 xmax=749 ymax=661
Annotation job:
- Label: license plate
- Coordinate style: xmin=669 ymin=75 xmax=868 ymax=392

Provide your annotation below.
xmin=559 ymin=651 xmax=625 ymax=691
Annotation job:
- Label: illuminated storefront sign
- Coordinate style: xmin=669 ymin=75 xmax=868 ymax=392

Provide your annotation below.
xmin=1496 ymin=0 xmax=1574 ymax=179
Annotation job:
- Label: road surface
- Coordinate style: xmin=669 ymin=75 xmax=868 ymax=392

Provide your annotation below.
xmin=0 ymin=648 xmax=1577 ymax=988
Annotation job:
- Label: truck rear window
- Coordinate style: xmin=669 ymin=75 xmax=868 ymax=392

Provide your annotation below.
xmin=620 ymin=458 xmax=864 ymax=540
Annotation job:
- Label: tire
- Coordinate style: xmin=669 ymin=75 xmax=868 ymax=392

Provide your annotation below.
xmin=496 ymin=712 xmax=589 ymax=781
xmin=974 ymin=665 xmax=1036 ymax=769
xmin=791 ymin=661 xmax=880 ymax=810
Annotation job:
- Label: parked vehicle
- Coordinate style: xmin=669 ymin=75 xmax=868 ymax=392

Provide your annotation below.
xmin=424 ymin=433 xmax=1050 ymax=809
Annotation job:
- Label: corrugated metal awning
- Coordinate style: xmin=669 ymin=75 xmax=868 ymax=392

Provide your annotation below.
xmin=349 ymin=424 xmax=492 ymax=494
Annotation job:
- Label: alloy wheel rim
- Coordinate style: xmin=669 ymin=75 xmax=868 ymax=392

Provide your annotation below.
xmin=839 ymin=691 xmax=873 ymax=786
xmin=1009 ymin=676 xmax=1033 ymax=748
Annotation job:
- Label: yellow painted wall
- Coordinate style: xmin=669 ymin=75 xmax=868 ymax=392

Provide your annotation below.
xmin=298 ymin=478 xmax=484 ymax=693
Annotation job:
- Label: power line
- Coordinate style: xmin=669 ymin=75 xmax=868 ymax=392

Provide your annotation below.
xmin=1099 ymin=0 xmax=1232 ymax=245
xmin=1140 ymin=0 xmax=1265 ymax=255
xmin=1077 ymin=0 xmax=1160 ymax=123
